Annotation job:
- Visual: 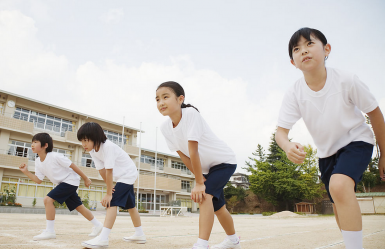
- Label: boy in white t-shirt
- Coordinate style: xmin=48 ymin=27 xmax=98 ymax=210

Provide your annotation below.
xmin=275 ymin=27 xmax=385 ymax=249
xmin=77 ymin=122 xmax=145 ymax=248
xmin=19 ymin=133 xmax=103 ymax=241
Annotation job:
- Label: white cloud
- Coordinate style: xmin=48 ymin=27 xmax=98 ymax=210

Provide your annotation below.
xmin=100 ymin=8 xmax=124 ymax=24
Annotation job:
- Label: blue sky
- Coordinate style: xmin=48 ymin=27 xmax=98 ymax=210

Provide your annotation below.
xmin=1 ymin=0 xmax=384 ymax=172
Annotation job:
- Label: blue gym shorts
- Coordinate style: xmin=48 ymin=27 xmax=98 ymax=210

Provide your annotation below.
xmin=319 ymin=141 xmax=373 ymax=203
xmin=47 ymin=182 xmax=82 ymax=211
xmin=203 ymin=163 xmax=237 ymax=212
xmin=110 ymin=182 xmax=136 ymax=209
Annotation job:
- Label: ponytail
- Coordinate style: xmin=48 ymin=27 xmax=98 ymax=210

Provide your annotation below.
xmin=157 ymin=81 xmax=199 ymax=112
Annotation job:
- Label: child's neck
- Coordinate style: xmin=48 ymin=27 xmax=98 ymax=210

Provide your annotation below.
xmin=303 ymin=66 xmax=327 ymax=92
xmin=170 ymin=109 xmax=183 ymax=128
xmin=38 ymin=151 xmax=48 ymax=162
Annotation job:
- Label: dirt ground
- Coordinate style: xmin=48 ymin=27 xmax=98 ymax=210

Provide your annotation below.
xmin=0 ymin=213 xmax=384 ymax=249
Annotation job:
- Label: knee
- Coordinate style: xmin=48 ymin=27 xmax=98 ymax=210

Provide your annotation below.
xmin=214 ymin=205 xmax=227 ymax=215
xmin=329 ymin=175 xmax=354 ymax=202
xmin=43 ymin=196 xmax=54 ymax=206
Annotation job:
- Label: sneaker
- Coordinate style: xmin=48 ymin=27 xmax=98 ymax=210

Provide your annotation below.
xmin=81 ymin=236 xmax=109 ymax=248
xmin=192 ymin=243 xmax=209 ymax=249
xmin=33 ymin=230 xmax=56 ymax=240
xmin=89 ymin=225 xmax=103 ymax=237
xmin=211 ymin=237 xmax=241 ymax=249
xmin=123 ymin=234 xmax=146 ymax=244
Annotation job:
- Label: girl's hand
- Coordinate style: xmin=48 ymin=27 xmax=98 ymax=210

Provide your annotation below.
xmin=101 ymin=194 xmax=112 ymax=208
xmin=285 ymin=142 xmax=306 ymax=164
xmin=379 ymin=156 xmax=385 ymax=181
xmin=84 ymin=178 xmax=92 ymax=187
xmin=191 ymin=183 xmax=206 ymax=204
xmin=19 ymin=163 xmax=28 ymax=173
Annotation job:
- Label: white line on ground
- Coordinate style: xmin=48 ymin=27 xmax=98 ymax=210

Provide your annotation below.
xmin=239 ymin=231 xmax=311 ymax=242
xmin=314 ymin=229 xmax=385 ymax=249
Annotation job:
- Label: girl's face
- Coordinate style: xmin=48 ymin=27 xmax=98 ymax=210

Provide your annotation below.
xmin=156 ymin=87 xmax=184 ymax=116
xmin=31 ymin=140 xmax=47 ymax=154
xmin=80 ymin=138 xmax=94 ymax=152
xmin=291 ymin=35 xmax=331 ymax=73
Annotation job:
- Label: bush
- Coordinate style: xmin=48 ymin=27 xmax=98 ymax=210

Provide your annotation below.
xmin=53 ymin=200 xmax=67 ymax=209
xmin=14 ymin=203 xmax=22 ymax=207
xmin=139 ymin=210 xmax=149 ymax=213
xmin=231 ymin=212 xmax=238 ymax=215
xmin=262 ymin=212 xmax=277 ymax=216
xmin=82 ymin=193 xmax=90 ymax=209
xmin=32 ymin=198 xmax=36 ymax=207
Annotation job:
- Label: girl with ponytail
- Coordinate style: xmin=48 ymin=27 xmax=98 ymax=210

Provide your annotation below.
xmin=156 ymin=81 xmax=241 ymax=249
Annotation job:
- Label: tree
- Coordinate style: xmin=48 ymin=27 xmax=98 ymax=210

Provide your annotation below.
xmin=224 ymin=182 xmax=247 ymax=201
xmin=226 ymin=196 xmax=239 ymax=213
xmin=246 ymin=131 xmax=324 ymax=210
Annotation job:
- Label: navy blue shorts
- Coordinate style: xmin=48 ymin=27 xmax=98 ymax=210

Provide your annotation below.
xmin=47 ymin=182 xmax=82 ymax=211
xmin=319 ymin=141 xmax=373 ymax=203
xmin=110 ymin=182 xmax=136 ymax=209
xmin=203 ymin=163 xmax=237 ymax=212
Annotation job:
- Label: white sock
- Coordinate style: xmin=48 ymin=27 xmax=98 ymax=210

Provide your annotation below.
xmin=341 ymin=230 xmax=363 ymax=249
xmin=99 ymin=227 xmax=111 ymax=241
xmin=227 ymin=233 xmax=239 ymax=243
xmin=134 ymin=226 xmax=144 ymax=236
xmin=90 ymin=218 xmax=102 ymax=227
xmin=46 ymin=220 xmax=55 ymax=233
xmin=196 ymin=238 xmax=209 ymax=247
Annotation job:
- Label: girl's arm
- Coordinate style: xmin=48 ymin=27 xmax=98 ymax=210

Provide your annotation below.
xmin=188 ymin=141 xmax=206 ymax=204
xmin=367 ymin=107 xmax=385 ymax=181
xmin=176 ymin=150 xmax=195 ymax=175
xmin=19 ymin=163 xmax=42 ymax=184
xmin=101 ymin=169 xmax=113 ymax=207
xmin=98 ymin=168 xmax=107 ymax=182
xmin=69 ymin=163 xmax=92 ymax=187
xmin=275 ymin=127 xmax=306 ymax=164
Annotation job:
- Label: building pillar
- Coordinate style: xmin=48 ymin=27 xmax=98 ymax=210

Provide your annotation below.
xmin=0 ymin=130 xmax=11 ymax=152
xmin=4 ymin=95 xmax=17 ymax=118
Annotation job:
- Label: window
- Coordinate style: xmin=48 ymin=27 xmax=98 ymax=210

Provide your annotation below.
xmin=13 ymin=107 xmax=75 ymax=137
xmin=181 ymin=180 xmax=191 ymax=192
xmin=177 ymin=198 xmax=192 ymax=212
xmin=138 ymin=193 xmax=167 ymax=211
xmin=52 ymin=148 xmax=72 ymax=160
xmin=1 ymin=177 xmax=53 ymax=199
xmin=141 ymin=155 xmax=164 ymax=170
xmin=77 ymin=185 xmax=105 ymax=209
xmin=103 ymin=130 xmax=127 ymax=146
xmin=7 ymin=141 xmax=37 ymax=161
xmin=81 ymin=153 xmax=95 ymax=168
xmin=171 ymin=161 xmax=191 ymax=175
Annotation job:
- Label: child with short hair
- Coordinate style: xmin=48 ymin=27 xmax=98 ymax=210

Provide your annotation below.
xmin=275 ymin=27 xmax=385 ymax=249
xmin=78 ymin=122 xmax=145 ymax=248
xmin=19 ymin=132 xmax=103 ymax=241
xmin=156 ymin=81 xmax=241 ymax=249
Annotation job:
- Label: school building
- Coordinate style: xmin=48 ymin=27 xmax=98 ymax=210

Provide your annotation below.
xmin=0 ymin=89 xmax=197 ymax=212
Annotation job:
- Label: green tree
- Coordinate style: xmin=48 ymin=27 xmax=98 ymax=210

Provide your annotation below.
xmin=246 ymin=132 xmax=324 ymax=210
xmin=224 ymin=182 xmax=247 ymax=201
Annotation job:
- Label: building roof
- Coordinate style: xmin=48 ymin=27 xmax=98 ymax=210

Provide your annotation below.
xmin=355 ymin=192 xmax=385 ymax=197
xmin=0 ymin=89 xmax=144 ymax=133
xmin=141 ymin=147 xmax=180 ymax=159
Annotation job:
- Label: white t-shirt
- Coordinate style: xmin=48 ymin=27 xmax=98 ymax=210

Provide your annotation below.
xmin=160 ymin=107 xmax=237 ymax=174
xmin=277 ymin=67 xmax=377 ymax=158
xmin=89 ymin=140 xmax=138 ymax=184
xmin=35 ymin=152 xmax=80 ymax=186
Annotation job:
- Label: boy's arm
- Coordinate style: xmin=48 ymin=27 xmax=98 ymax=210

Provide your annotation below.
xmin=69 ymin=163 xmax=92 ymax=187
xmin=176 ymin=150 xmax=195 ymax=175
xmin=366 ymin=107 xmax=385 ymax=181
xmin=100 ymin=169 xmax=113 ymax=207
xmin=98 ymin=168 xmax=107 ymax=182
xmin=275 ymin=127 xmax=306 ymax=164
xmin=188 ymin=141 xmax=205 ymax=204
xmin=19 ymin=163 xmax=42 ymax=184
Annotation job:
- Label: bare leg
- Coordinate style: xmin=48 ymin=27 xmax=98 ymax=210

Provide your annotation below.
xmin=76 ymin=204 xmax=94 ymax=221
xmin=329 ymin=174 xmax=362 ymax=231
xmin=199 ymin=194 xmax=215 ymax=240
xmin=215 ymin=205 xmax=236 ymax=235
xmin=44 ymin=196 xmax=56 ymax=220
xmin=332 ymin=203 xmax=341 ymax=231
xmin=104 ymin=206 xmax=118 ymax=229
xmin=128 ymin=207 xmax=142 ymax=227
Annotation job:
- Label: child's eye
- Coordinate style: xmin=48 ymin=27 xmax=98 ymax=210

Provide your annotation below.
xmin=293 ymin=48 xmax=299 ymax=52
xmin=307 ymin=42 xmax=313 ymax=46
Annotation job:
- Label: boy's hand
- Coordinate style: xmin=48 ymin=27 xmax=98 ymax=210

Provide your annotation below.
xmin=19 ymin=163 xmax=28 ymax=173
xmin=101 ymin=194 xmax=112 ymax=208
xmin=84 ymin=178 xmax=92 ymax=187
xmin=379 ymin=156 xmax=385 ymax=181
xmin=191 ymin=183 xmax=206 ymax=204
xmin=285 ymin=142 xmax=306 ymax=164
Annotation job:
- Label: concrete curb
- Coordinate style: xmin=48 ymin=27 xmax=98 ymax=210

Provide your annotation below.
xmin=0 ymin=206 xmax=78 ymax=215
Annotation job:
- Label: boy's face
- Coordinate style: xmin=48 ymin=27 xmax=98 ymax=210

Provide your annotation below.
xmin=290 ymin=35 xmax=331 ymax=72
xmin=155 ymin=87 xmax=184 ymax=117
xmin=81 ymin=138 xmax=94 ymax=152
xmin=31 ymin=140 xmax=47 ymax=154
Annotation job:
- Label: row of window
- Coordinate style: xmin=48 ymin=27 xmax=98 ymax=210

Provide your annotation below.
xmin=103 ymin=130 xmax=128 ymax=146
xmin=172 ymin=161 xmax=192 ymax=175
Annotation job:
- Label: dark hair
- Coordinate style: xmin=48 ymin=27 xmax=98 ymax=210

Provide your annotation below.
xmin=288 ymin=27 xmax=328 ymax=60
xmin=156 ymin=81 xmax=199 ymax=112
xmin=32 ymin=133 xmax=53 ymax=153
xmin=77 ymin=122 xmax=107 ymax=151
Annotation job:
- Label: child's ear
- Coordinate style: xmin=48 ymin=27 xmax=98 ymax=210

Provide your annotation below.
xmin=324 ymin=43 xmax=331 ymax=57
xmin=290 ymin=59 xmax=297 ymax=68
